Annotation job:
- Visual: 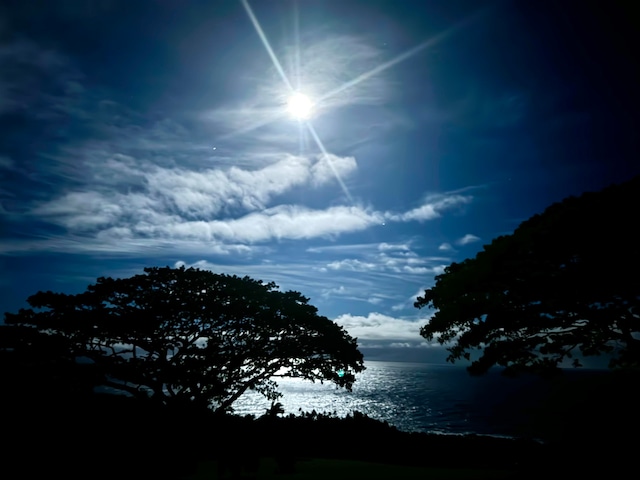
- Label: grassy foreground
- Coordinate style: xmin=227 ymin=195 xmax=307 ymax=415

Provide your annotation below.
xmin=187 ymin=457 xmax=514 ymax=480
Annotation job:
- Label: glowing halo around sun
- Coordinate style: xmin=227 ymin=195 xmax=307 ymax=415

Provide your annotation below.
xmin=286 ymin=92 xmax=314 ymax=120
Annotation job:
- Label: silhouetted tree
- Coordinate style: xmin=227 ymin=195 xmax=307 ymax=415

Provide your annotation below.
xmin=3 ymin=266 xmax=365 ymax=412
xmin=416 ymin=176 xmax=640 ymax=375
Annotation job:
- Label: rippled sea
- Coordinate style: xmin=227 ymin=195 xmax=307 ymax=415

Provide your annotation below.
xmin=233 ymin=361 xmax=564 ymax=438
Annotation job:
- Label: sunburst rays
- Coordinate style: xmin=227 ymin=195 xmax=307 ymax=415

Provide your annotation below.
xmin=239 ymin=0 xmax=488 ymax=204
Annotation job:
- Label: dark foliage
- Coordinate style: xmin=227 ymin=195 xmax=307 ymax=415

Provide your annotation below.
xmin=2 ymin=266 xmax=364 ymax=412
xmin=416 ymin=176 xmax=640 ymax=375
xmin=2 ymin=393 xmax=549 ymax=479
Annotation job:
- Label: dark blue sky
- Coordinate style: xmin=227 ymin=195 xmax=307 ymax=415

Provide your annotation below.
xmin=1 ymin=0 xmax=638 ymax=362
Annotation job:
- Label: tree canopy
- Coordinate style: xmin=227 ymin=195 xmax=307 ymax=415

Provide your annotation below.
xmin=416 ymin=176 xmax=640 ymax=375
xmin=2 ymin=266 xmax=365 ymax=411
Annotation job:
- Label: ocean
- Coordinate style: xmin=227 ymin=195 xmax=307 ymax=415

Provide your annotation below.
xmin=233 ymin=361 xmax=595 ymax=439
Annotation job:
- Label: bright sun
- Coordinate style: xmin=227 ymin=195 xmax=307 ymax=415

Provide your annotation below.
xmin=286 ymin=92 xmax=313 ymax=120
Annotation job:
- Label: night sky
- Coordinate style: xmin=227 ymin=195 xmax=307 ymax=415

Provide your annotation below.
xmin=1 ymin=0 xmax=638 ymax=363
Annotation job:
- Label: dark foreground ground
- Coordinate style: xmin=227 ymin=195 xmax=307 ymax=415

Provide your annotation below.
xmin=189 ymin=457 xmax=517 ymax=480
xmin=2 ymin=371 xmax=638 ymax=479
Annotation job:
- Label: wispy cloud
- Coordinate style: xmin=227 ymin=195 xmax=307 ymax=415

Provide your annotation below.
xmin=391 ymin=286 xmax=430 ymax=312
xmin=167 ymin=255 xmax=433 ymax=320
xmin=94 ymin=204 xmax=382 ymax=244
xmin=12 ymin=179 xmax=472 ymax=253
xmin=326 ymin=259 xmax=379 ymax=272
xmin=0 ymin=156 xmax=16 ymax=204
xmin=456 ymin=233 xmax=481 ymax=245
xmin=205 ymin=34 xmax=394 ymax=138
xmin=322 ymin=244 xmax=449 ymax=277
xmin=334 ymin=312 xmax=428 ymax=342
xmin=377 ymin=242 xmax=412 ymax=252
xmin=387 ymin=194 xmax=472 ymax=222
xmin=0 ymin=38 xmax=82 ymax=117
xmin=438 ymin=242 xmax=454 ymax=251
xmin=165 ymin=259 xmax=439 ymax=350
xmin=320 ymin=285 xmax=347 ymax=299
xmin=0 ymin=156 xmax=14 ymax=170
xmin=145 ymin=153 xmax=356 ymax=217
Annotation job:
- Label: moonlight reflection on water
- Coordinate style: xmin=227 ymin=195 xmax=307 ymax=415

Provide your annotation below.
xmin=233 ymin=361 xmax=556 ymax=437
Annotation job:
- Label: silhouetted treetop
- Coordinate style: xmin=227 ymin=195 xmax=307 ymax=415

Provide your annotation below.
xmin=3 ymin=266 xmax=365 ymax=411
xmin=416 ymin=176 xmax=640 ymax=375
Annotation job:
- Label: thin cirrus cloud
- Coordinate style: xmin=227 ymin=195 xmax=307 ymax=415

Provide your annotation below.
xmin=387 ymin=194 xmax=472 ymax=222
xmin=326 ymin=259 xmax=379 ymax=272
xmin=456 ymin=234 xmax=481 ymax=245
xmin=168 ymin=257 xmax=421 ymax=326
xmin=309 ymin=243 xmax=449 ymax=316
xmin=0 ymin=38 xmax=82 ymax=117
xmin=0 ymin=156 xmax=15 ymax=169
xmin=321 ymin=244 xmax=450 ymax=277
xmin=391 ymin=286 xmax=432 ymax=312
xmin=168 ymin=259 xmax=438 ymax=348
xmin=205 ymin=34 xmax=392 ymax=134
